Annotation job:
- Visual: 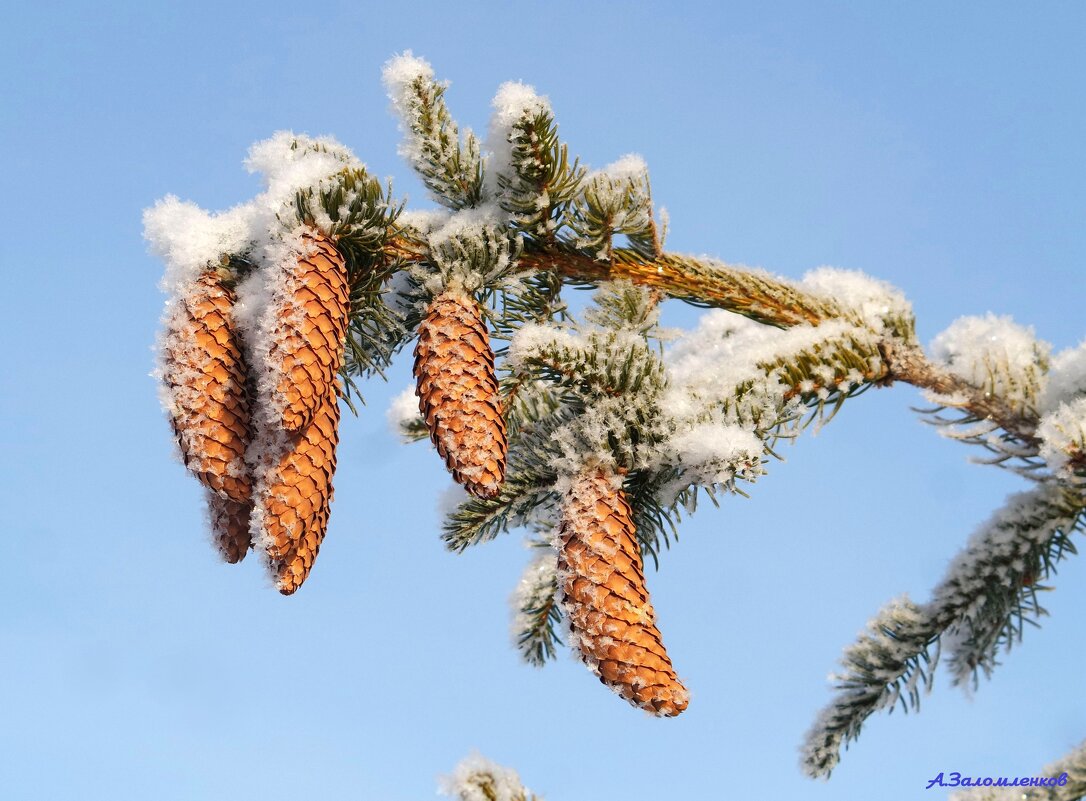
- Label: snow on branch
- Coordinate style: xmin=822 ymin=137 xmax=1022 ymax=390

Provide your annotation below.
xmin=439 ymin=753 xmax=539 ymax=801
xmin=382 ymin=51 xmax=485 ymax=210
xmin=510 ymin=547 xmax=562 ymax=666
xmin=931 ymin=314 xmax=1049 ymax=416
xmin=802 ymin=485 xmax=1086 ymax=778
xmin=800 ymin=597 xmax=936 ymax=778
xmin=942 ymin=486 xmax=1085 ymax=686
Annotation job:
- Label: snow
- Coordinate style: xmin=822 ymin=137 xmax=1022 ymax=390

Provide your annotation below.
xmin=1038 ymin=397 xmax=1086 ymax=476
xmin=662 ymin=422 xmax=764 ymax=485
xmin=930 ymin=314 xmax=1050 ymax=411
xmin=484 ymin=81 xmax=552 ymax=201
xmin=438 ymin=752 xmax=531 ymax=801
xmin=506 ymin=322 xmax=580 ymax=369
xmin=1040 ymin=339 xmax=1086 ymax=414
xmin=436 ymin=483 xmax=470 ymax=518
xmin=488 ymin=81 xmax=552 ymax=132
xmin=144 ymin=196 xmax=254 ymax=292
xmin=601 ymin=153 xmax=649 ymax=183
xmin=380 ymin=50 xmax=435 ymax=121
xmin=386 ymin=384 xmax=422 ymax=440
xmin=510 ymin=548 xmax=559 ymax=655
xmin=406 ymin=207 xmax=518 ymax=295
xmin=661 ymin=310 xmax=878 ymax=429
xmin=799 ymin=266 xmax=911 ymax=335
xmin=575 ymin=155 xmax=653 ymax=247
xmin=396 ymin=207 xmax=451 ymax=236
xmin=245 ymin=130 xmax=358 ymax=193
xmin=146 ymin=132 xmax=363 ymax=300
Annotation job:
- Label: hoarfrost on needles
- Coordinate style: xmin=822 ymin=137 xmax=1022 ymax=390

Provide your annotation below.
xmin=930 ymin=314 xmax=1050 ymax=411
xmin=1040 ymin=339 xmax=1086 ymax=414
xmin=663 ymin=423 xmax=764 ymax=485
xmin=485 ymin=80 xmax=552 ymax=200
xmin=380 ymin=50 xmax=435 ymax=118
xmin=438 ymin=753 xmax=533 ymax=801
xmin=799 ymin=266 xmax=911 ymax=334
xmin=1038 ymin=397 xmax=1086 ymax=477
xmin=510 ymin=549 xmax=559 ymax=651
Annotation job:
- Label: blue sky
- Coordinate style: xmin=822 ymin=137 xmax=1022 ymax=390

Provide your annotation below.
xmin=2 ymin=2 xmax=1085 ymax=799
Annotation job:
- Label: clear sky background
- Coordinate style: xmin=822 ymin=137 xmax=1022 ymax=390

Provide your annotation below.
xmin=3 ymin=3 xmax=1085 ymax=799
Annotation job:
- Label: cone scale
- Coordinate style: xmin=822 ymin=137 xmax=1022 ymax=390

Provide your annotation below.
xmin=413 ymin=289 xmax=507 ymax=499
xmin=207 ymin=492 xmax=253 ymax=564
xmin=556 ymin=466 xmax=689 ymax=716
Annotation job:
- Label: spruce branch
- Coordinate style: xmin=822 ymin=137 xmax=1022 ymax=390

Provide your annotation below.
xmin=149 ymin=54 xmax=1086 ymax=773
xmin=510 ymin=547 xmax=563 ymax=666
xmin=800 ymin=597 xmax=937 ymax=779
xmin=492 ymin=93 xmax=585 ymax=244
xmin=441 ymin=412 xmax=564 ymax=552
xmin=942 ymin=487 xmax=1085 ymax=687
xmin=801 ymin=484 xmax=1086 ymax=778
xmin=525 ymin=245 xmax=841 ymax=327
xmin=439 ymin=754 xmax=540 ymax=801
xmin=883 ymin=340 xmax=1043 ymax=447
xmin=383 ymin=53 xmax=485 ymax=210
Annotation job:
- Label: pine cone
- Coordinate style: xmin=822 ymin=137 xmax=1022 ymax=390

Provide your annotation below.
xmin=413 ymin=289 xmax=507 ymax=499
xmin=161 ymin=269 xmax=252 ymax=505
xmin=255 ymin=384 xmax=341 ymax=595
xmin=207 ymin=491 xmax=253 ymax=564
xmin=266 ymin=230 xmax=350 ymax=432
xmin=556 ymin=466 xmax=689 ymax=716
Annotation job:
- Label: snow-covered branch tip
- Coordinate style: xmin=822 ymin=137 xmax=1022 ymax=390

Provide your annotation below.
xmin=439 ymin=753 xmax=539 ymax=801
xmin=802 ymin=484 xmax=1086 ymax=778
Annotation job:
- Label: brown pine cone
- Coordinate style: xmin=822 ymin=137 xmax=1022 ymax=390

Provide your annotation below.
xmin=161 ymin=269 xmax=252 ymax=505
xmin=556 ymin=466 xmax=689 ymax=716
xmin=413 ymin=289 xmax=507 ymax=499
xmin=266 ymin=229 xmax=350 ymax=432
xmin=255 ymin=384 xmax=341 ymax=595
xmin=207 ymin=491 xmax=253 ymax=564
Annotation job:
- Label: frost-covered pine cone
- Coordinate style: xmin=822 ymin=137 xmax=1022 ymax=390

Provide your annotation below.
xmin=413 ymin=289 xmax=507 ymax=499
xmin=161 ymin=269 xmax=253 ymax=505
xmin=266 ymin=229 xmax=350 ymax=432
xmin=557 ymin=466 xmax=689 ymax=716
xmin=207 ymin=491 xmax=253 ymax=564
xmin=254 ymin=384 xmax=341 ymax=595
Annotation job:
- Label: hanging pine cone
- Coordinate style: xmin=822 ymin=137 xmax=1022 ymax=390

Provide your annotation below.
xmin=413 ymin=289 xmax=507 ymax=499
xmin=161 ymin=268 xmax=253 ymax=506
xmin=254 ymin=383 xmax=341 ymax=595
xmin=556 ymin=466 xmax=689 ymax=716
xmin=266 ymin=229 xmax=350 ymax=432
xmin=207 ymin=491 xmax=253 ymax=564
